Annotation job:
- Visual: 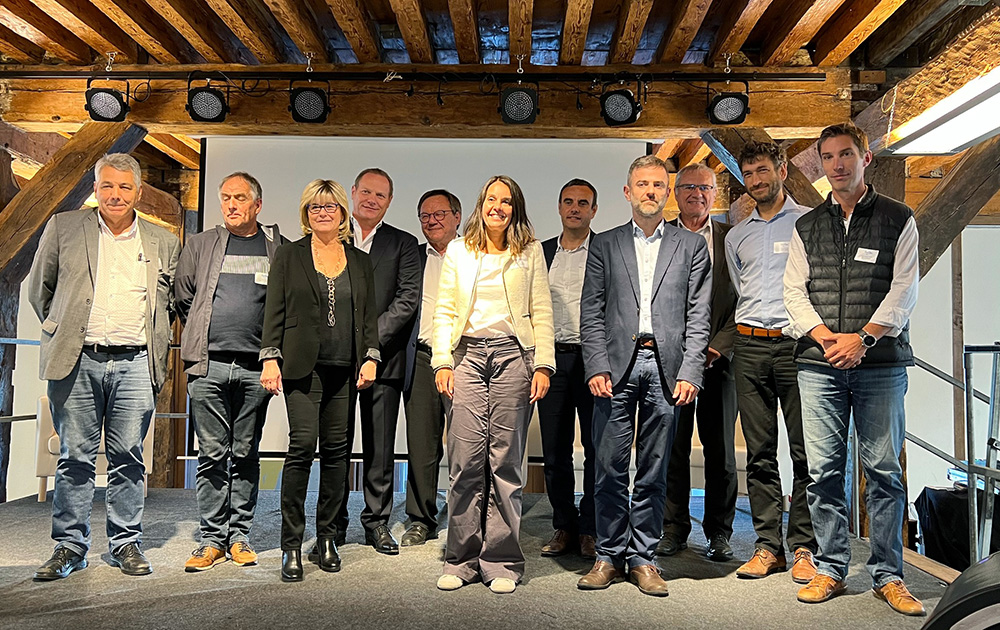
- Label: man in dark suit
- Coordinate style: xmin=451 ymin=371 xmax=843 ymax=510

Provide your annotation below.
xmin=400 ymin=189 xmax=461 ymax=546
xmin=538 ymin=178 xmax=598 ymax=560
xmin=346 ymin=168 xmax=421 ymax=554
xmin=578 ymin=155 xmax=712 ymax=597
xmin=660 ymin=164 xmax=739 ymax=563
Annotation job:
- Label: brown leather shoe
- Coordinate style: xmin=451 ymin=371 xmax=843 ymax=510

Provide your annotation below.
xmin=229 ymin=542 xmax=258 ymax=566
xmin=541 ymin=529 xmax=573 ymax=557
xmin=874 ymin=580 xmax=926 ymax=616
xmin=797 ymin=574 xmax=847 ymax=603
xmin=629 ymin=564 xmax=669 ymax=597
xmin=579 ymin=535 xmax=597 ymax=560
xmin=184 ymin=545 xmax=226 ymax=572
xmin=736 ymin=548 xmax=787 ymax=579
xmin=577 ymin=560 xmax=623 ymax=590
xmin=790 ymin=548 xmax=817 ymax=584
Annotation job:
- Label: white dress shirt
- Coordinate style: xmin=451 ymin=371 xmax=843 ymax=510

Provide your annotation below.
xmin=351 ymin=215 xmax=383 ymax=254
xmin=463 ymin=252 xmax=517 ymax=338
xmin=85 ymin=212 xmax=148 ymax=346
xmin=678 ymin=216 xmax=714 ymax=265
xmin=418 ymin=243 xmax=446 ymax=345
xmin=548 ymin=235 xmax=589 ymax=344
xmin=633 ymin=219 xmax=666 ymax=336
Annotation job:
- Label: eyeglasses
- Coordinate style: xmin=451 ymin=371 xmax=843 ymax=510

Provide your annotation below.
xmin=308 ymin=203 xmax=341 ymax=214
xmin=676 ymin=184 xmax=716 ymax=193
xmin=418 ymin=210 xmax=456 ymax=224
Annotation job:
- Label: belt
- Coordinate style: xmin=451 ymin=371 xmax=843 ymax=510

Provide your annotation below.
xmin=416 ymin=342 xmax=432 ymax=354
xmin=637 ymin=335 xmax=656 ymax=348
xmin=736 ymin=324 xmax=785 ymax=338
xmin=86 ymin=344 xmax=146 ymax=354
xmin=555 ymin=342 xmax=581 ymax=353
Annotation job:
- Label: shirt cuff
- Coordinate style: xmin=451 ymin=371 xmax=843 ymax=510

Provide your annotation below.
xmin=259 ymin=347 xmax=282 ymax=361
xmin=789 ymin=313 xmax=824 ymax=339
xmin=365 ymin=348 xmax=382 ymax=363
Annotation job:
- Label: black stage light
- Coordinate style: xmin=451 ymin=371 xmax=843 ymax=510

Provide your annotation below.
xmin=707 ymin=81 xmax=750 ymax=125
xmin=601 ymin=87 xmax=641 ymax=126
xmin=186 ymin=81 xmax=229 ymax=123
xmin=85 ymin=78 xmax=130 ymax=122
xmin=499 ymin=84 xmax=538 ymax=124
xmin=289 ymin=84 xmax=331 ymax=123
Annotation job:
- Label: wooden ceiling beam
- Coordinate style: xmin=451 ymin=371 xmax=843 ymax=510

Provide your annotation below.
xmin=609 ymin=0 xmax=654 ymax=64
xmin=675 ymin=138 xmax=712 ymax=168
xmin=907 ymin=153 xmax=962 ymax=178
xmin=654 ymin=138 xmax=683 ymax=160
xmin=705 ymin=0 xmax=775 ymax=66
xmin=761 ymin=0 xmax=847 ymax=66
xmin=508 ymin=0 xmax=533 ymax=61
xmin=202 ymin=0 xmax=286 ymax=64
xmin=91 ymin=0 xmax=204 ymax=64
xmin=388 ymin=0 xmax=434 ymax=63
xmin=31 ymin=0 xmax=138 ymax=62
xmin=867 ymin=0 xmax=961 ymax=67
xmin=143 ymin=0 xmax=253 ymax=64
xmin=559 ymin=0 xmax=594 ymax=65
xmin=0 ymin=0 xmax=91 ymax=63
xmin=447 ymin=0 xmax=479 ymax=64
xmin=658 ymin=0 xmax=714 ymax=64
xmin=813 ymin=0 xmax=908 ymax=67
xmin=324 ymin=0 xmax=381 ymax=63
xmin=0 ymin=20 xmax=43 ymax=62
xmin=145 ymin=133 xmax=201 ymax=169
xmin=262 ymin=0 xmax=330 ymax=61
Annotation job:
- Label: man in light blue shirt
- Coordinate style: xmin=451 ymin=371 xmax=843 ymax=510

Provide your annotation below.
xmin=724 ymin=141 xmax=817 ymax=585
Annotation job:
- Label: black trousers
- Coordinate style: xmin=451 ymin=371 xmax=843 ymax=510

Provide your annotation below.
xmin=357 ymin=378 xmax=404 ymax=531
xmin=663 ymin=357 xmax=738 ymax=539
xmin=402 ymin=347 xmax=449 ymax=528
xmin=536 ymin=346 xmax=596 ymax=536
xmin=280 ymin=365 xmax=352 ymax=550
xmin=731 ymin=334 xmax=815 ymax=555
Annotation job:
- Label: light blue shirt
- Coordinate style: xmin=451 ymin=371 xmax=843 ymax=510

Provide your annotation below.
xmin=632 ymin=219 xmax=665 ymax=336
xmin=724 ymin=196 xmax=808 ymax=329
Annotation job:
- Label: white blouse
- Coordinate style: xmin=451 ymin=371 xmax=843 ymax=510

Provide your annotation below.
xmin=462 ymin=252 xmax=516 ymax=338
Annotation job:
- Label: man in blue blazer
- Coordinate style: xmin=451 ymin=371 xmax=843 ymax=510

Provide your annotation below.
xmin=578 ymin=155 xmax=713 ymax=596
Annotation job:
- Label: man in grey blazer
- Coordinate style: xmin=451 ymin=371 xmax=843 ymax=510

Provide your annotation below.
xmin=28 ymin=153 xmax=181 ymax=580
xmin=578 ymin=154 xmax=712 ymax=597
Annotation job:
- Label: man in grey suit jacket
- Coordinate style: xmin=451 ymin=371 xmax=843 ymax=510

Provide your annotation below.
xmin=578 ymin=155 xmax=712 ymax=597
xmin=28 ymin=153 xmax=180 ymax=580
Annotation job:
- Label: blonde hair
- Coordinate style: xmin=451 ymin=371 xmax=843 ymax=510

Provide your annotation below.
xmin=463 ymin=175 xmax=535 ymax=258
xmin=298 ymin=179 xmax=351 ymax=242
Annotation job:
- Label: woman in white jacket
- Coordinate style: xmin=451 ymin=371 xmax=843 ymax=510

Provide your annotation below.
xmin=432 ymin=175 xmax=556 ymax=594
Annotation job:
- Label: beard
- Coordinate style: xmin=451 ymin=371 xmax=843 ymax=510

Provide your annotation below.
xmin=632 ymin=198 xmax=665 ymax=218
xmin=747 ymin=180 xmax=780 ymax=205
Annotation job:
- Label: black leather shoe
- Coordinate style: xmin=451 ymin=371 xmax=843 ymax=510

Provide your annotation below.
xmin=109 ymin=542 xmax=152 ymax=576
xmin=707 ymin=532 xmax=734 ymax=562
xmin=400 ymin=523 xmax=433 ymax=547
xmin=34 ymin=547 xmax=87 ymax=581
xmin=365 ymin=525 xmax=399 ymax=555
xmin=317 ymin=538 xmax=341 ymax=572
xmin=655 ymin=533 xmax=687 ymax=557
xmin=281 ymin=549 xmax=303 ymax=582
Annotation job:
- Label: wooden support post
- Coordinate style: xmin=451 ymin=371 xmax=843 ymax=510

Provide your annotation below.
xmin=866 ymin=156 xmax=906 ymax=202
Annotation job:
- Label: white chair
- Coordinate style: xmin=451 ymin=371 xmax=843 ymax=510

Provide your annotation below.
xmin=35 ymin=396 xmax=155 ymax=501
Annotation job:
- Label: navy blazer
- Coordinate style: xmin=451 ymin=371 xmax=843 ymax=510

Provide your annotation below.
xmin=580 ymin=220 xmax=713 ymax=393
xmin=403 ymin=244 xmax=429 ymax=393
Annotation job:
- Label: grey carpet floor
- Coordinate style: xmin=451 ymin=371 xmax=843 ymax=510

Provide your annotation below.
xmin=0 ymin=489 xmax=944 ymax=630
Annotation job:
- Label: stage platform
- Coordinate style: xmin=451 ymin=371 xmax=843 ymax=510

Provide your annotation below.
xmin=0 ymin=490 xmax=943 ymax=629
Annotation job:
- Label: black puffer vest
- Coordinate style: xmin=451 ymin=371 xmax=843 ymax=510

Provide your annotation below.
xmin=794 ymin=187 xmax=914 ymax=368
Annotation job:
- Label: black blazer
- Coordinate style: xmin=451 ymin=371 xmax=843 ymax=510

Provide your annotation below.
xmin=668 ymin=218 xmax=737 ymax=360
xmin=541 ymin=231 xmax=596 ymax=270
xmin=403 ymin=245 xmax=429 ymax=393
xmin=366 ymin=223 xmax=421 ymax=381
xmin=261 ymin=235 xmax=380 ymax=381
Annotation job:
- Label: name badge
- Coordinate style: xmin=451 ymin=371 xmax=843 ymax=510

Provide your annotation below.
xmin=254 ymin=271 xmax=268 ymax=285
xmin=854 ymin=248 xmax=879 ymax=264
xmin=773 ymin=241 xmax=789 ymax=254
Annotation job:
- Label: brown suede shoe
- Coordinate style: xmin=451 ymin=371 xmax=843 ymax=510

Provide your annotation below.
xmin=579 ymin=535 xmax=597 ymax=560
xmin=577 ymin=560 xmax=623 ymax=590
xmin=736 ymin=548 xmax=787 ymax=579
xmin=184 ymin=545 xmax=226 ymax=572
xmin=541 ymin=529 xmax=573 ymax=557
xmin=874 ymin=580 xmax=926 ymax=616
xmin=229 ymin=542 xmax=258 ymax=566
xmin=629 ymin=565 xmax=669 ymax=597
xmin=791 ymin=548 xmax=817 ymax=584
xmin=797 ymin=574 xmax=847 ymax=603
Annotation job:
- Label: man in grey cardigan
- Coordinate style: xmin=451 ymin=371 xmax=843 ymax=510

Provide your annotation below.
xmin=174 ymin=172 xmax=286 ymax=571
xmin=29 ymin=153 xmax=180 ymax=580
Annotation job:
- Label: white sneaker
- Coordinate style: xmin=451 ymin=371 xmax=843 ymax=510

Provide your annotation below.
xmin=437 ymin=574 xmax=465 ymax=591
xmin=489 ymin=578 xmax=516 ymax=594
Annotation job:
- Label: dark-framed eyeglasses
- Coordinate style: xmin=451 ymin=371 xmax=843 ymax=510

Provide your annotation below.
xmin=676 ymin=184 xmax=716 ymax=193
xmin=308 ymin=203 xmax=342 ymax=214
xmin=418 ymin=209 xmax=456 ymax=224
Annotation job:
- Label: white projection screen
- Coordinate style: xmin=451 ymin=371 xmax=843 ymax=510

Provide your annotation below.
xmin=201 ymin=136 xmax=650 ymax=457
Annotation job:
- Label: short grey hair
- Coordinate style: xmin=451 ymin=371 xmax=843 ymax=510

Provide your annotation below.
xmin=675 ymin=163 xmax=717 ymax=187
xmin=627 ymin=154 xmax=669 ymax=185
xmin=95 ymin=153 xmax=142 ymax=190
xmin=219 ymin=172 xmax=262 ymax=203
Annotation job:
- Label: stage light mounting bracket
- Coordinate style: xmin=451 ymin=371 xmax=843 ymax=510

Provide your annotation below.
xmin=707 ymin=80 xmax=751 ymax=125
xmin=84 ymin=77 xmax=131 ymax=122
xmin=600 ymin=78 xmax=644 ymax=126
xmin=288 ymin=79 xmax=331 ymax=124
xmin=186 ymin=72 xmax=231 ymax=123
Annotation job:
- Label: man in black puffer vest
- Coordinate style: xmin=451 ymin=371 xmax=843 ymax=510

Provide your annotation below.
xmin=783 ymin=123 xmax=925 ymax=617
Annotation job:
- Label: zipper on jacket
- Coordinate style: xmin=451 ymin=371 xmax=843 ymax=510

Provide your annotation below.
xmin=839 ymin=215 xmax=847 ymax=332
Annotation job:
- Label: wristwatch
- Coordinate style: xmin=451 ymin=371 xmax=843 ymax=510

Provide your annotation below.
xmin=856 ymin=331 xmax=877 ymax=348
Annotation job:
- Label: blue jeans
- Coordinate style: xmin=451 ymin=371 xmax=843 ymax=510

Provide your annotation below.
xmin=593 ymin=348 xmax=678 ymax=570
xmin=797 ymin=364 xmax=907 ymax=587
xmin=187 ymin=358 xmax=270 ymax=550
xmin=48 ymin=348 xmax=155 ymax=555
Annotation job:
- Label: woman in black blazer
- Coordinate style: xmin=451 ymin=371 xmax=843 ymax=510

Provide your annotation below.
xmin=260 ymin=179 xmax=380 ymax=582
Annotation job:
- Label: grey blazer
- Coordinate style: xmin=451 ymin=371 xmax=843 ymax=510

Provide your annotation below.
xmin=580 ymin=220 xmax=713 ymax=393
xmin=27 ymin=208 xmax=181 ymax=392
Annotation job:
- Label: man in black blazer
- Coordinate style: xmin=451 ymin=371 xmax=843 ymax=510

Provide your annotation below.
xmin=659 ymin=164 xmax=739 ymax=563
xmin=400 ymin=189 xmax=462 ymax=546
xmin=346 ymin=168 xmax=421 ymax=554
xmin=538 ymin=179 xmax=599 ymax=560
